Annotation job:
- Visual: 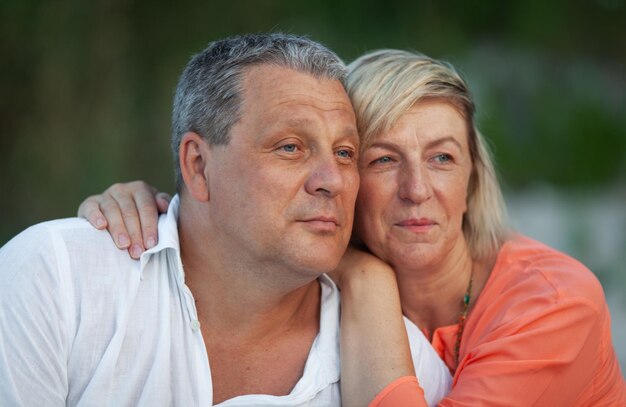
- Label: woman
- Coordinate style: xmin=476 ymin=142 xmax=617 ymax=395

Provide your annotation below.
xmin=79 ymin=50 xmax=626 ymax=405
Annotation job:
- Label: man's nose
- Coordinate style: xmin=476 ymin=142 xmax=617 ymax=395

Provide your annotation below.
xmin=304 ymin=153 xmax=346 ymax=197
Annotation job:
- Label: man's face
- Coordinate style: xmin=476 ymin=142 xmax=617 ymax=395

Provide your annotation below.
xmin=206 ymin=65 xmax=360 ymax=277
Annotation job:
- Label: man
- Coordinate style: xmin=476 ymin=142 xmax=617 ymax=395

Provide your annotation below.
xmin=0 ymin=33 xmax=449 ymax=406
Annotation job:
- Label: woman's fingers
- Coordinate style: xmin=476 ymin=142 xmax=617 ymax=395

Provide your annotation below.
xmin=104 ymin=184 xmax=141 ymax=254
xmin=77 ymin=196 xmax=109 ymax=230
xmin=133 ymin=183 xmax=163 ymax=250
xmin=77 ymin=181 xmax=166 ymax=259
xmin=155 ymin=192 xmax=172 ymax=214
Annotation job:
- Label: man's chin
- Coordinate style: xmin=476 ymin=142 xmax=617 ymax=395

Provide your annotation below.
xmin=286 ymin=253 xmax=342 ymax=277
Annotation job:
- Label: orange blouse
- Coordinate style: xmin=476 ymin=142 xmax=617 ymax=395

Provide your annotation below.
xmin=371 ymin=235 xmax=626 ymax=406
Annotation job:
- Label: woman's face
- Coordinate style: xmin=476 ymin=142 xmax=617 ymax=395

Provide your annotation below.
xmin=355 ymin=100 xmax=473 ymax=270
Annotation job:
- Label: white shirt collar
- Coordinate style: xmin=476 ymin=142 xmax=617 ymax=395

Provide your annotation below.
xmin=139 ymin=194 xmax=183 ymax=279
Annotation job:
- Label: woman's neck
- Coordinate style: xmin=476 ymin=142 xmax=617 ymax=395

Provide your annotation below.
xmin=395 ymin=243 xmax=493 ymax=338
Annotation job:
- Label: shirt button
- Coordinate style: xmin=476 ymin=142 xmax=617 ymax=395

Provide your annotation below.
xmin=190 ymin=319 xmax=201 ymax=331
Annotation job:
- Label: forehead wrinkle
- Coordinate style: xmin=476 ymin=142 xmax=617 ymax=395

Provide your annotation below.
xmin=243 ymin=66 xmax=352 ymax=110
xmin=265 ymin=94 xmax=355 ymax=125
xmin=271 ymin=94 xmax=353 ymax=112
xmin=240 ymin=67 xmax=357 ymax=145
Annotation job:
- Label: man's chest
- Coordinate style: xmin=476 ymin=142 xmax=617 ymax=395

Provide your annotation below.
xmin=203 ymin=325 xmax=319 ymax=404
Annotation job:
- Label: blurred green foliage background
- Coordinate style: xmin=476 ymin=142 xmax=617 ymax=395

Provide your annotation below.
xmin=1 ymin=1 xmax=626 ymax=367
xmin=1 ymin=0 xmax=624 ymax=240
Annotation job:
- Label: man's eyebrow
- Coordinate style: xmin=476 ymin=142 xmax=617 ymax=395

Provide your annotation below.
xmin=279 ymin=119 xmax=359 ymax=144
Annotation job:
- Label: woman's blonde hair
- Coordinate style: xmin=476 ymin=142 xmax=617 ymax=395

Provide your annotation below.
xmin=347 ymin=49 xmax=509 ymax=260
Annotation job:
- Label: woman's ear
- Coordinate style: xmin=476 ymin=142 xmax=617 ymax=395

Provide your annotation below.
xmin=179 ymin=132 xmax=210 ymax=202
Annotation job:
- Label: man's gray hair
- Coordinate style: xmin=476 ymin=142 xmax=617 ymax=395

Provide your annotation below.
xmin=171 ymin=33 xmax=347 ymax=190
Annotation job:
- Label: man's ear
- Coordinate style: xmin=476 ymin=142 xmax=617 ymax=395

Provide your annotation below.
xmin=179 ymin=132 xmax=211 ymax=202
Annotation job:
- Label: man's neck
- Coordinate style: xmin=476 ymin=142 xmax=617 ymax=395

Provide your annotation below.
xmin=177 ymin=201 xmax=323 ymax=402
xmin=188 ymin=260 xmax=321 ymax=403
xmin=183 ymin=254 xmax=321 ymax=341
xmin=178 ymin=203 xmax=322 ymax=338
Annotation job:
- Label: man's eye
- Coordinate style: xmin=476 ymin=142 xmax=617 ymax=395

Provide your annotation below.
xmin=281 ymin=144 xmax=298 ymax=153
xmin=336 ymin=149 xmax=354 ymax=159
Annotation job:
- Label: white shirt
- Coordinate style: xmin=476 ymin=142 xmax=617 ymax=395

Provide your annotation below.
xmin=0 ymin=195 xmax=451 ymax=406
xmin=405 ymin=317 xmax=453 ymax=402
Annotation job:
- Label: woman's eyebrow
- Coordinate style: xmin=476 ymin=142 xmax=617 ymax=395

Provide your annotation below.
xmin=366 ymin=135 xmax=462 ymax=152
xmin=424 ymin=136 xmax=463 ymax=150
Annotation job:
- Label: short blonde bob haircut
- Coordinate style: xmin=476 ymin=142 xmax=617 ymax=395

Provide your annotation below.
xmin=346 ymin=49 xmax=509 ymax=260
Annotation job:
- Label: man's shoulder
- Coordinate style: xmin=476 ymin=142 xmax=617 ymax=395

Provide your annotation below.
xmin=3 ymin=217 xmax=108 ymax=248
xmin=2 ymin=217 xmax=122 ymax=260
xmin=0 ymin=217 xmax=137 ymax=289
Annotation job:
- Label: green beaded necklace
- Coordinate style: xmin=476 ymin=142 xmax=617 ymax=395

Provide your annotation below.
xmin=454 ymin=272 xmax=474 ymax=368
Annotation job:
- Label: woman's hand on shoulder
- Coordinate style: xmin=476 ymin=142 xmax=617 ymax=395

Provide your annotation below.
xmin=77 ymin=181 xmax=171 ymax=259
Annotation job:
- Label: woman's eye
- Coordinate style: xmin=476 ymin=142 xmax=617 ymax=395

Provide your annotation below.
xmin=373 ymin=156 xmax=393 ymax=165
xmin=434 ymin=153 xmax=452 ymax=163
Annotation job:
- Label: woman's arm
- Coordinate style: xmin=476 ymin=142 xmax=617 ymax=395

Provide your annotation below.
xmin=333 ymin=247 xmax=428 ymax=407
xmin=77 ymin=181 xmax=170 ymax=259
